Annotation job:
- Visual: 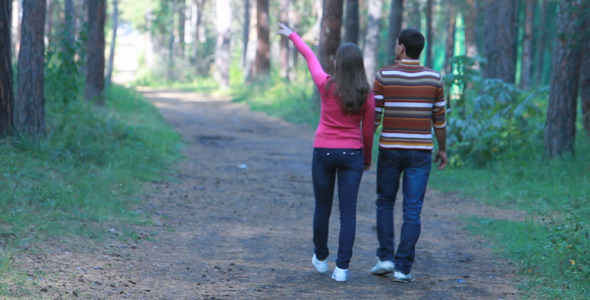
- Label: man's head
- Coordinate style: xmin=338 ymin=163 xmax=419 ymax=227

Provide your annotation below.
xmin=396 ymin=28 xmax=425 ymax=60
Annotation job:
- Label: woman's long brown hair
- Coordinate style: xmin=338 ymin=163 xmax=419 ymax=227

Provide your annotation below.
xmin=326 ymin=43 xmax=370 ymax=115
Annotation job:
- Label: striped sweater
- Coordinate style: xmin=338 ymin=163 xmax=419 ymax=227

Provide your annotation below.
xmin=373 ymin=59 xmax=446 ymax=150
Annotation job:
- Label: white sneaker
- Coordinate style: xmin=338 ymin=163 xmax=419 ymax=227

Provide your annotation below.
xmin=331 ymin=266 xmax=348 ymax=282
xmin=312 ymin=254 xmax=328 ymax=273
xmin=370 ymin=260 xmax=395 ymax=275
xmin=393 ymin=271 xmax=413 ymax=283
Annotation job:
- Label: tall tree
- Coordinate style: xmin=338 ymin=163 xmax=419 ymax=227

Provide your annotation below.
xmin=15 ymin=0 xmax=46 ymax=136
xmin=363 ymin=0 xmax=382 ymax=80
xmin=544 ymin=0 xmax=587 ymax=157
xmin=12 ymin=0 xmax=21 ymax=58
xmin=464 ymin=0 xmax=480 ymax=59
xmin=0 ymin=0 xmax=14 ymax=136
xmin=242 ymin=0 xmax=250 ymax=66
xmin=167 ymin=0 xmax=177 ymax=80
xmin=85 ymin=0 xmax=106 ymax=104
xmin=580 ymin=17 xmax=590 ymax=134
xmin=582 ymin=51 xmax=590 ymax=135
xmin=444 ymin=0 xmax=456 ymax=75
xmin=519 ymin=0 xmax=534 ymax=89
xmin=483 ymin=0 xmax=516 ymax=84
xmin=425 ymin=0 xmax=433 ymax=68
xmin=319 ymin=0 xmax=344 ymax=75
xmin=387 ymin=0 xmax=403 ymax=65
xmin=534 ymin=0 xmax=549 ymax=85
xmin=64 ymin=0 xmax=75 ymax=50
xmin=255 ymin=0 xmax=270 ymax=78
xmin=288 ymin=0 xmax=299 ymax=80
xmin=106 ymin=0 xmax=119 ymax=87
xmin=279 ymin=0 xmax=290 ymax=78
xmin=245 ymin=0 xmax=257 ymax=81
xmin=46 ymin=0 xmax=55 ymax=41
xmin=177 ymin=0 xmax=186 ymax=58
xmin=192 ymin=0 xmax=205 ymax=68
xmin=215 ymin=0 xmax=231 ymax=87
xmin=344 ymin=0 xmax=359 ymax=44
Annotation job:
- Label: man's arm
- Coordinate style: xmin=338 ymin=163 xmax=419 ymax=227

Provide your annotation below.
xmin=373 ymin=75 xmax=384 ymax=134
xmin=433 ymin=79 xmax=447 ymax=170
xmin=434 ymin=127 xmax=447 ymax=170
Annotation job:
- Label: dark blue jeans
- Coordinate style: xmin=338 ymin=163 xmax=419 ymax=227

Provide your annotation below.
xmin=312 ymin=148 xmax=364 ymax=269
xmin=375 ymin=148 xmax=432 ymax=274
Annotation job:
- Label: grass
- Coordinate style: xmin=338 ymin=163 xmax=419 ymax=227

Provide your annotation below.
xmin=429 ymin=136 xmax=590 ymax=298
xmin=0 ymin=84 xmax=182 ymax=294
xmin=230 ymin=76 xmax=321 ymax=126
xmin=229 ymin=73 xmax=590 ymax=298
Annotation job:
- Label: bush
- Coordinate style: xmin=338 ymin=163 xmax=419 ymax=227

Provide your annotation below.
xmin=443 ymin=56 xmax=545 ymax=167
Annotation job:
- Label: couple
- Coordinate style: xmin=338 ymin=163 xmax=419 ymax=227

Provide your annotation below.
xmin=277 ymin=23 xmax=447 ymax=283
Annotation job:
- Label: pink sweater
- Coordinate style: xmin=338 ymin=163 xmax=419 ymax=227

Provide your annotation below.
xmin=290 ymin=33 xmax=375 ymax=165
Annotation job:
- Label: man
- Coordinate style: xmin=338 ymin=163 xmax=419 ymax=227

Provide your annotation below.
xmin=370 ymin=28 xmax=447 ymax=283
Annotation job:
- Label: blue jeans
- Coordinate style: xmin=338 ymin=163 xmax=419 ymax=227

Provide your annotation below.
xmin=375 ymin=148 xmax=431 ymax=274
xmin=312 ymin=148 xmax=364 ymax=269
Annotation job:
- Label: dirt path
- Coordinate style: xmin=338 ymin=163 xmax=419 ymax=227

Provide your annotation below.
xmin=13 ymin=89 xmax=520 ymax=299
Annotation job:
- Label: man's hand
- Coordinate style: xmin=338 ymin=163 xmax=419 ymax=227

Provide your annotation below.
xmin=435 ymin=150 xmax=447 ymax=170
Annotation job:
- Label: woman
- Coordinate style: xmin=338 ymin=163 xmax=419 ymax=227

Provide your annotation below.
xmin=278 ymin=23 xmax=374 ymax=282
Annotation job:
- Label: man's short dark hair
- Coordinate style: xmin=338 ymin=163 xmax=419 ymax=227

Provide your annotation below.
xmin=398 ymin=28 xmax=424 ymax=59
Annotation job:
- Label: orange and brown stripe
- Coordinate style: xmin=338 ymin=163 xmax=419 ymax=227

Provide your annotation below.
xmin=373 ymin=59 xmax=446 ymax=150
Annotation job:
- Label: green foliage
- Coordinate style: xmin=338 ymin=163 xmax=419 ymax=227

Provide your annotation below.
xmin=45 ymin=20 xmax=87 ymax=110
xmin=230 ymin=73 xmax=320 ymax=126
xmin=0 ymin=85 xmax=181 ymax=279
xmin=443 ymin=56 xmax=545 ymax=167
xmin=466 ymin=213 xmax=589 ymax=299
xmin=430 ymin=136 xmax=590 ymax=298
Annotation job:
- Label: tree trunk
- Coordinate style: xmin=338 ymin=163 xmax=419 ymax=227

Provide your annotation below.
xmin=483 ymin=0 xmax=516 ymax=84
xmin=319 ymin=0 xmax=344 ymax=75
xmin=178 ymin=0 xmax=186 ymax=58
xmin=45 ymin=0 xmax=54 ymax=42
xmin=464 ymin=0 xmax=480 ymax=59
xmin=0 ymin=0 xmax=14 ymax=136
xmin=255 ymin=0 xmax=270 ymax=78
xmin=245 ymin=1 xmax=257 ymax=81
xmin=543 ymin=0 xmax=586 ymax=157
xmin=242 ymin=0 xmax=250 ymax=67
xmin=387 ymin=0 xmax=403 ymax=65
xmin=192 ymin=0 xmax=205 ymax=69
xmin=12 ymin=0 xmax=21 ymax=58
xmin=215 ymin=0 xmax=231 ymax=87
xmin=425 ymin=0 xmax=433 ymax=68
xmin=64 ymin=0 xmax=75 ymax=50
xmin=279 ymin=0 xmax=290 ymax=79
xmin=167 ymin=0 xmax=176 ymax=81
xmin=106 ymin=0 xmax=119 ymax=87
xmin=85 ymin=0 xmax=106 ymax=104
xmin=15 ymin=0 xmax=46 ymax=137
xmin=344 ymin=0 xmax=359 ymax=44
xmin=444 ymin=0 xmax=456 ymax=75
xmin=288 ymin=0 xmax=299 ymax=80
xmin=363 ymin=0 xmax=382 ymax=80
xmin=580 ymin=19 xmax=590 ymax=134
xmin=519 ymin=0 xmax=534 ymax=89
xmin=534 ymin=0 xmax=548 ymax=85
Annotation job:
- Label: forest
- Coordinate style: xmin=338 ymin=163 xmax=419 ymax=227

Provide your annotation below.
xmin=0 ymin=0 xmax=589 ymax=298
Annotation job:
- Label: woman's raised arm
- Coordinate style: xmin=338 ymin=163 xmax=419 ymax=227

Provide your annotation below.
xmin=277 ymin=23 xmax=327 ymax=87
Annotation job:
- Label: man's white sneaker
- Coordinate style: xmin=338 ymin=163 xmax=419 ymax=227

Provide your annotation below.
xmin=393 ymin=271 xmax=414 ymax=283
xmin=312 ymin=254 xmax=328 ymax=273
xmin=331 ymin=266 xmax=348 ymax=282
xmin=370 ymin=260 xmax=395 ymax=275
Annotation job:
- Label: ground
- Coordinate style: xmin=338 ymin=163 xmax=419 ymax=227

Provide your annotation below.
xmin=10 ymin=89 xmax=521 ymax=299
